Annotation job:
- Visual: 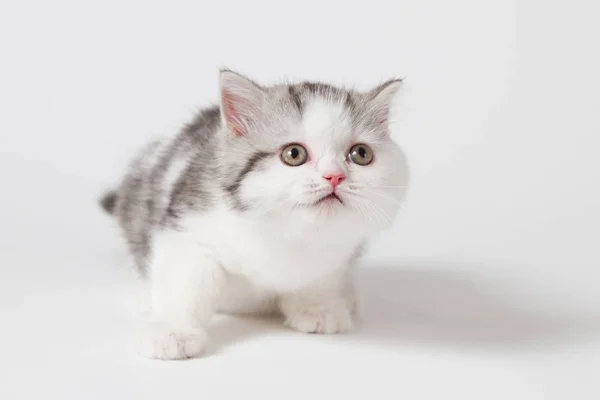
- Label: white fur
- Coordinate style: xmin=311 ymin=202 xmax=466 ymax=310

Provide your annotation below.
xmin=137 ymin=78 xmax=408 ymax=360
xmin=137 ymin=211 xmax=361 ymax=358
xmin=162 ymin=153 xmax=191 ymax=194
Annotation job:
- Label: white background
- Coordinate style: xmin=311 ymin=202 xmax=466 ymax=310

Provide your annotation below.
xmin=1 ymin=0 xmax=599 ymax=398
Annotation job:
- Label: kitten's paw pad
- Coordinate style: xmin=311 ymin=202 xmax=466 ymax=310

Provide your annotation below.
xmin=284 ymin=306 xmax=352 ymax=334
xmin=137 ymin=323 xmax=207 ymax=360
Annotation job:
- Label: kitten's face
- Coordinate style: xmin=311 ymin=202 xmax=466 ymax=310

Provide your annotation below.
xmin=218 ymin=71 xmax=409 ymax=231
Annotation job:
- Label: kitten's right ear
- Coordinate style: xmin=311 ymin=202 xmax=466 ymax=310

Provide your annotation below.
xmin=219 ymin=70 xmax=265 ymax=136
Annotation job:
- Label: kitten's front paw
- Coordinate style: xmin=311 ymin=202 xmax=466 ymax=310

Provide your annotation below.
xmin=137 ymin=322 xmax=207 ymax=360
xmin=284 ymin=303 xmax=353 ymax=334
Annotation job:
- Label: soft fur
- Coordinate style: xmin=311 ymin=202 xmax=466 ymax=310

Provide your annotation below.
xmin=100 ymin=70 xmax=409 ymax=359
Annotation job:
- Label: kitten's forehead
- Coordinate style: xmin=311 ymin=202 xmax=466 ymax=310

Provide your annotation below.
xmin=301 ymin=98 xmax=352 ymax=142
xmin=277 ymin=82 xmax=355 ymax=147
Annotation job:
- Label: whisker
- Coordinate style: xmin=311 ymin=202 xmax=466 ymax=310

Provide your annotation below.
xmin=346 ymin=192 xmax=394 ymax=228
xmin=364 ymin=202 xmax=387 ymax=227
xmin=357 ymin=188 xmax=405 ymax=206
xmin=356 ymin=202 xmax=378 ymax=228
xmin=349 ymin=184 xmax=409 ymax=189
xmin=364 ymin=200 xmax=393 ymax=227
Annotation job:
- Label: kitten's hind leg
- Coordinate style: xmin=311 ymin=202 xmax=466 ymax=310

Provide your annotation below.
xmin=137 ymin=230 xmax=225 ymax=360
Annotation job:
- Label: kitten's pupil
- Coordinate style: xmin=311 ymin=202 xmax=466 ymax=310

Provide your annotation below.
xmin=291 ymin=147 xmax=299 ymax=158
xmin=358 ymin=147 xmax=366 ymax=159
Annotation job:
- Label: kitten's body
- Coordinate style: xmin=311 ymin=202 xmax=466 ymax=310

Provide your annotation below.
xmin=101 ymin=71 xmax=408 ymax=359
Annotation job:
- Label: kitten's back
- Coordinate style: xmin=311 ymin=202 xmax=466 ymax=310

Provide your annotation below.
xmin=101 ymin=106 xmax=221 ymax=273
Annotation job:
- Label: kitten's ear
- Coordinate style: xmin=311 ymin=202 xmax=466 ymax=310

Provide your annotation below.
xmin=364 ymin=78 xmax=403 ymax=126
xmin=219 ymin=70 xmax=265 ymax=136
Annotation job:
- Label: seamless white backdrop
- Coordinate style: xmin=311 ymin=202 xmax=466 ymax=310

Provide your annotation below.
xmin=1 ymin=0 xmax=599 ymax=399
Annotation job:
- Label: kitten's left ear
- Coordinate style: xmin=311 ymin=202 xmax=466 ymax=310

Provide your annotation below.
xmin=219 ymin=70 xmax=266 ymax=136
xmin=364 ymin=78 xmax=403 ymax=126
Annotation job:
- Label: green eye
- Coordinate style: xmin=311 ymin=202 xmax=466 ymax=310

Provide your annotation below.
xmin=348 ymin=144 xmax=374 ymax=166
xmin=281 ymin=143 xmax=308 ymax=166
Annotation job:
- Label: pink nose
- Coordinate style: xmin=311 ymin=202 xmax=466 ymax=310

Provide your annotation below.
xmin=323 ymin=173 xmax=345 ymax=190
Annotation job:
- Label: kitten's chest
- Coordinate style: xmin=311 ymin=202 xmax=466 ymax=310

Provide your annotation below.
xmin=207 ymin=213 xmax=363 ymax=290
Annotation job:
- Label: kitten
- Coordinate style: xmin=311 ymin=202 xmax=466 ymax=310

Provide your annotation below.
xmin=100 ymin=70 xmax=409 ymax=360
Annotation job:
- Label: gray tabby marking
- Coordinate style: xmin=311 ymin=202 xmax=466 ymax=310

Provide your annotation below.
xmin=225 ymin=151 xmax=272 ymax=211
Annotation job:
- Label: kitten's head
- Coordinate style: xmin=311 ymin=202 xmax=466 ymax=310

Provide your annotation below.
xmin=217 ymin=70 xmax=409 ymax=233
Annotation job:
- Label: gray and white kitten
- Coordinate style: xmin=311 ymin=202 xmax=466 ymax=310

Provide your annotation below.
xmin=100 ymin=70 xmax=409 ymax=360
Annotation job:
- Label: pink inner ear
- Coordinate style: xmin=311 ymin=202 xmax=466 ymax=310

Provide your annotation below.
xmin=222 ymin=90 xmax=248 ymax=136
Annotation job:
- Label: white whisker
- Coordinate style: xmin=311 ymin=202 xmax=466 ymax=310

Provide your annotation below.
xmin=357 ymin=188 xmax=405 ymax=206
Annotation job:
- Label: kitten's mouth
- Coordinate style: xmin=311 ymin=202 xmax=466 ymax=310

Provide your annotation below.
xmin=315 ymin=193 xmax=343 ymax=205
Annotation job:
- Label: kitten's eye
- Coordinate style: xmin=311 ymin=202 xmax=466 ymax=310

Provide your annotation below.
xmin=348 ymin=144 xmax=374 ymax=166
xmin=281 ymin=144 xmax=308 ymax=166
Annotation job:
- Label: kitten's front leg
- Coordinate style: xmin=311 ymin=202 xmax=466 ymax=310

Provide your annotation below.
xmin=279 ymin=272 xmax=355 ymax=334
xmin=137 ymin=231 xmax=224 ymax=360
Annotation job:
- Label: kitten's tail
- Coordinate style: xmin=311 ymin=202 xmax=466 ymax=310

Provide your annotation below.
xmin=99 ymin=190 xmax=118 ymax=216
